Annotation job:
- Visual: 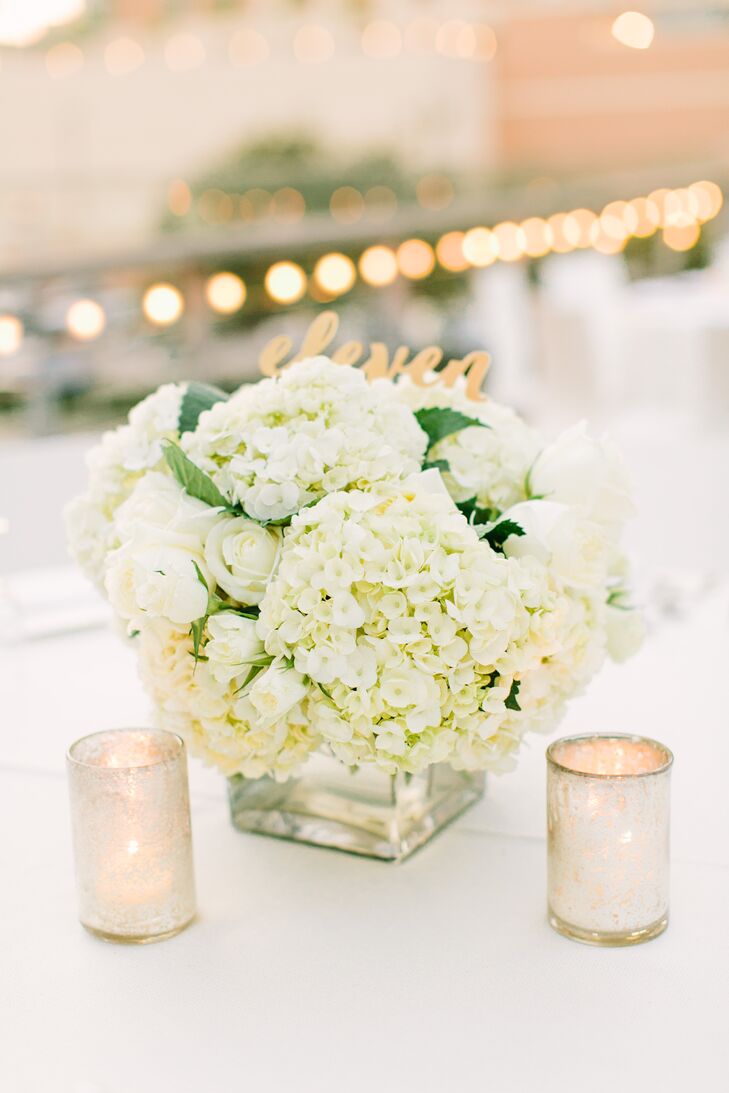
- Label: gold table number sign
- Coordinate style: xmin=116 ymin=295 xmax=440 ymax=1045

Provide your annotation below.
xmin=258 ymin=311 xmax=490 ymax=401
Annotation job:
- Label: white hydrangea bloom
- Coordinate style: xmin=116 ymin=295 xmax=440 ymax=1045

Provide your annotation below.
xmin=138 ymin=619 xmax=319 ymax=781
xmin=393 ymin=377 xmax=539 ymax=513
xmin=183 ymin=358 xmax=427 ymax=522
xmin=64 ymin=383 xmax=187 ymax=586
xmin=258 ymin=474 xmax=547 ymax=775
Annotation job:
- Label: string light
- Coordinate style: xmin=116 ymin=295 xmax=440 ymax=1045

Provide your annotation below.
xmin=416 ymin=174 xmax=454 ymax=212
xmin=0 ymin=315 xmax=23 ymax=356
xmin=314 ymin=253 xmax=356 ymax=296
xmin=611 ymin=11 xmax=655 ymax=50
xmin=143 ymin=284 xmax=184 ymax=326
xmin=164 ymin=33 xmax=205 ymax=72
xmin=463 ymin=227 xmax=497 ymax=267
xmin=45 ymin=41 xmax=83 ymax=78
xmin=436 ymin=231 xmax=468 ymax=272
xmin=265 ymin=261 xmax=306 ymax=304
xmin=473 ymin=24 xmax=498 ymax=61
xmin=547 ymin=213 xmax=576 ymax=254
xmin=688 ymin=181 xmax=723 ymax=222
xmin=272 ymin=187 xmax=306 ymax=223
xmin=663 ymin=223 xmax=701 ymax=252
xmin=397 ymin=239 xmax=435 ymax=280
xmin=229 ymin=28 xmax=269 ymax=66
xmin=66 ymin=299 xmax=105 ymax=340
xmin=104 ymin=36 xmax=144 ymax=76
xmin=330 ymin=186 xmax=365 ymax=224
xmin=364 ymin=186 xmax=397 ymax=220
xmin=361 ymin=20 xmax=402 ymax=59
xmin=293 ymin=25 xmax=334 ymax=63
xmin=167 ymin=179 xmax=191 ymax=217
xmin=359 ymin=245 xmax=398 ymax=286
xmin=404 ymin=17 xmax=438 ymax=54
xmin=205 ymin=273 xmax=246 ymax=315
xmin=492 ymin=222 xmax=523 ymax=262
xmin=518 ymin=217 xmax=552 ymax=258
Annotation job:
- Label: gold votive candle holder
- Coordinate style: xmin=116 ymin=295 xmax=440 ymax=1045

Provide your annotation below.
xmin=67 ymin=729 xmax=196 ymax=944
xmin=547 ymin=733 xmax=673 ymax=947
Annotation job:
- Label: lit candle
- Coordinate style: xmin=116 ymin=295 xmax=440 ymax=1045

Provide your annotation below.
xmin=67 ymin=729 xmax=196 ymax=943
xmin=547 ymin=733 xmax=673 ymax=946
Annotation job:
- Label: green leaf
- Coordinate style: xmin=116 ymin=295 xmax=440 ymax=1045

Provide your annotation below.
xmin=479 ymin=518 xmax=525 ymax=553
xmin=505 ymin=679 xmax=521 ymax=711
xmin=422 ymin=459 xmax=450 ymax=474
xmin=235 ymin=657 xmax=273 ymax=694
xmin=162 ymin=441 xmax=237 ymax=512
xmin=178 ymin=382 xmax=227 ymax=436
xmin=190 ymin=616 xmax=207 ymax=665
xmin=414 ymin=407 xmax=488 ymax=450
xmin=457 ymin=496 xmax=498 ymax=526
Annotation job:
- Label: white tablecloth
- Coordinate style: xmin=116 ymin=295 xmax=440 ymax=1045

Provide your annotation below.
xmin=2 ymin=574 xmax=728 ymax=1093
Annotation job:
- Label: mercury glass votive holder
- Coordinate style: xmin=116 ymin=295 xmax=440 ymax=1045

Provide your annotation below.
xmin=67 ymin=729 xmax=196 ymax=944
xmin=547 ymin=733 xmax=673 ymax=947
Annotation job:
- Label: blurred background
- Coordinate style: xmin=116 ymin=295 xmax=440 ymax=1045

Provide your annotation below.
xmin=1 ymin=0 xmax=728 ymax=600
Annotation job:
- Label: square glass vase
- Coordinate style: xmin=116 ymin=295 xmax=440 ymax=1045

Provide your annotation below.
xmin=228 ymin=752 xmax=485 ymax=862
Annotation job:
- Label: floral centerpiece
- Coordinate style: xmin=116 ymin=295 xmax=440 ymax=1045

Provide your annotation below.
xmin=66 ymin=350 xmax=642 ymax=860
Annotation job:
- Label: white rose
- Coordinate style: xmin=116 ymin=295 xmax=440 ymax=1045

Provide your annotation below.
xmin=529 ymin=423 xmax=635 ymax=532
xmin=502 ymin=500 xmax=609 ymax=591
xmin=248 ymin=662 xmax=308 ymax=723
xmin=605 ymin=605 xmax=646 ymax=662
xmin=105 ymin=535 xmax=209 ymax=625
xmin=115 ymin=472 xmax=221 ymax=544
xmin=204 ymin=516 xmax=282 ymax=605
xmin=205 ymin=613 xmax=265 ymax=685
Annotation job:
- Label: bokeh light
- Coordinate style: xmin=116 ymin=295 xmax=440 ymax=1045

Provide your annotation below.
xmin=361 ymin=20 xmax=401 ymax=59
xmin=563 ymin=208 xmax=597 ymax=248
xmin=404 ymin=17 xmax=438 ymax=54
xmin=314 ymin=253 xmax=356 ymax=296
xmin=66 ymin=299 xmax=105 ymax=340
xmin=463 ymin=226 xmax=497 ymax=267
xmin=364 ymin=186 xmax=397 ymax=220
xmin=547 ymin=213 xmax=577 ymax=254
xmin=293 ymin=25 xmax=335 ymax=63
xmin=104 ymin=37 xmax=144 ymax=76
xmin=493 ymin=221 xmax=523 ymax=262
xmin=436 ymin=231 xmax=468 ymax=272
xmin=45 ymin=42 xmax=83 ymax=78
xmin=167 ymin=179 xmax=192 ymax=217
xmin=359 ymin=245 xmax=398 ymax=286
xmin=416 ymin=174 xmax=454 ymax=211
xmin=164 ymin=33 xmax=205 ymax=72
xmin=397 ymin=239 xmax=435 ymax=280
xmin=688 ymin=181 xmax=723 ymax=222
xmin=330 ymin=186 xmax=365 ymax=224
xmin=272 ymin=188 xmax=306 ymax=223
xmin=611 ymin=11 xmax=655 ymax=50
xmin=0 ymin=315 xmax=23 ymax=356
xmin=265 ymin=261 xmax=307 ymax=304
xmin=229 ymin=29 xmax=270 ymax=66
xmin=663 ymin=222 xmax=701 ymax=252
xmin=518 ymin=217 xmax=553 ymax=258
xmin=205 ymin=273 xmax=246 ymax=315
xmin=143 ymin=284 xmax=184 ymax=326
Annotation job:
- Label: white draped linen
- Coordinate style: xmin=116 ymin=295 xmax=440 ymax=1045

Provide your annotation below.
xmin=2 ymin=571 xmax=728 ymax=1092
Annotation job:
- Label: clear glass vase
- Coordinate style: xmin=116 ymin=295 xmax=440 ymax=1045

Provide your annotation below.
xmin=228 ymin=753 xmax=485 ymax=862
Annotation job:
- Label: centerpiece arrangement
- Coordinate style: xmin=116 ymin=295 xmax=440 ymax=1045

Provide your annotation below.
xmin=66 ymin=316 xmax=642 ymax=860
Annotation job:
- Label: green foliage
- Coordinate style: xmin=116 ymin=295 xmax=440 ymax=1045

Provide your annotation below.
xmin=162 ymin=441 xmax=239 ymax=513
xmin=505 ymin=679 xmax=521 ymax=711
xmin=178 ymin=382 xmax=228 ymax=435
xmin=414 ymin=407 xmax=488 ymax=451
xmin=456 ymin=497 xmax=498 ymax=526
xmin=476 ymin=519 xmax=525 ymax=554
